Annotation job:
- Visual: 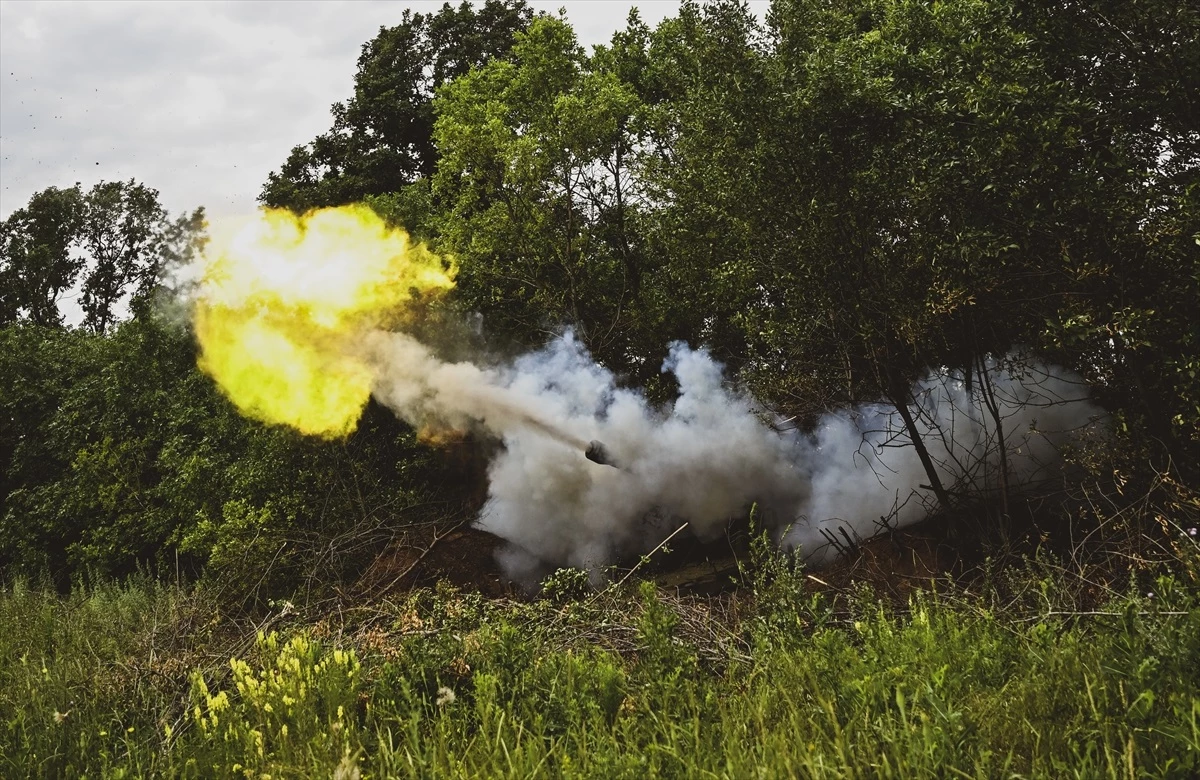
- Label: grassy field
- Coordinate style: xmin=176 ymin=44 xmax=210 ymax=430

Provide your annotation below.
xmin=2 ymin=545 xmax=1198 ymax=779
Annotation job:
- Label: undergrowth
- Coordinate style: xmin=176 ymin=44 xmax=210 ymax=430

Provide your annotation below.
xmin=2 ymin=538 xmax=1198 ymax=779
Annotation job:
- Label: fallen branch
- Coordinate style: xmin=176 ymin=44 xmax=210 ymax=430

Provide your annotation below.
xmin=611 ymin=522 xmax=690 ymax=593
xmin=371 ymin=521 xmax=466 ymax=596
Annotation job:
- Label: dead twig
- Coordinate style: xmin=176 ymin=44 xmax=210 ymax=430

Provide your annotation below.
xmin=608 ymin=522 xmax=690 ymax=595
xmin=370 ymin=521 xmax=466 ymax=597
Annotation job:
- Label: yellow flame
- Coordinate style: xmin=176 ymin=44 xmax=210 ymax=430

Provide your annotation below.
xmin=193 ymin=205 xmax=455 ymax=437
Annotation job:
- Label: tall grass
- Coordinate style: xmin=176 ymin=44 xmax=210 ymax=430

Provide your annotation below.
xmin=0 ymin=576 xmax=210 ymax=777
xmin=2 ymin=565 xmax=1197 ymax=778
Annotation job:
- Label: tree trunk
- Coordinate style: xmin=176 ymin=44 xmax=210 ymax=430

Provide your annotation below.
xmin=886 ymin=372 xmax=956 ymax=526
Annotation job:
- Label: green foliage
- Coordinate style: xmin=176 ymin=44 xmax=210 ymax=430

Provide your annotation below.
xmin=0 ymin=576 xmax=220 ymax=778
xmin=431 ymin=11 xmax=656 ymax=378
xmin=2 ymin=566 xmax=1198 ymax=777
xmin=745 ymin=514 xmax=814 ymax=635
xmin=540 ymin=566 xmax=592 ymax=602
xmin=0 ymin=181 xmax=202 ymax=333
xmin=650 ymin=0 xmax=1198 ymax=458
xmin=183 ymin=632 xmax=362 ymax=777
xmin=635 ymin=0 xmax=776 ymax=371
xmin=1 ymin=5 xmax=1197 ymax=739
xmin=0 ymin=312 xmax=439 ymax=597
xmin=0 ymin=185 xmax=84 ymax=327
xmin=0 ymin=0 xmax=1192 ymax=613
xmin=0 ymin=320 xmax=201 ymax=578
xmin=259 ymin=0 xmax=533 ymax=213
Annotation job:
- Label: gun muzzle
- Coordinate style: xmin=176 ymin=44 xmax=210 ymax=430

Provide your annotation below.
xmin=585 ymin=440 xmax=621 ymax=469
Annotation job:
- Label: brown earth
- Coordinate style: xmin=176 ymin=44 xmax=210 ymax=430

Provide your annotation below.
xmin=356 ymin=522 xmax=513 ymax=598
xmin=356 ymin=515 xmax=958 ymax=602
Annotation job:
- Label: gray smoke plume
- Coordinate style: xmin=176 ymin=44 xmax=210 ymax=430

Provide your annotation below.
xmin=784 ymin=356 xmax=1104 ymax=565
xmin=362 ymin=330 xmax=1104 ymax=578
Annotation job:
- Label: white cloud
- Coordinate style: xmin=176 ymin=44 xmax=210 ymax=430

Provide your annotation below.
xmin=1 ymin=1 xmax=765 ymax=220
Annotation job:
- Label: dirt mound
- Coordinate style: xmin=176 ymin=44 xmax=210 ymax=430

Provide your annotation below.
xmin=644 ymin=523 xmax=957 ymax=597
xmin=357 ymin=522 xmax=512 ymax=598
xmin=357 ymin=513 xmax=958 ymax=602
xmin=802 ymin=528 xmax=958 ymax=598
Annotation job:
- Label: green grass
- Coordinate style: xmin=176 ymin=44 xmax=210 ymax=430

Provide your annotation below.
xmin=1 ymin=567 xmax=1198 ymax=778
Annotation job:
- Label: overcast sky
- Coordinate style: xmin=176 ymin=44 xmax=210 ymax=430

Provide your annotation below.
xmin=0 ymin=1 xmax=768 ymax=221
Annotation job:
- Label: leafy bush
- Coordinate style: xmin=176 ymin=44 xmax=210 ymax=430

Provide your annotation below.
xmin=183 ymin=632 xmax=363 ymax=777
xmin=2 ymin=565 xmax=1198 ymax=777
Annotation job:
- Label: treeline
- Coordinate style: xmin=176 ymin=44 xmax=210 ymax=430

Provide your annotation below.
xmin=2 ymin=0 xmax=1197 ymax=594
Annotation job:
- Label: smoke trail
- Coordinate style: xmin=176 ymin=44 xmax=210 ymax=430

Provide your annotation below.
xmin=362 ymin=330 xmax=1103 ymax=578
xmin=360 ymin=329 xmax=591 ymax=453
xmin=190 ymin=207 xmax=1105 ymax=580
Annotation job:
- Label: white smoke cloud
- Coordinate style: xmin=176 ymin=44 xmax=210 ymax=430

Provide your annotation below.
xmin=785 ymin=356 xmax=1104 ymax=565
xmin=362 ymin=329 xmax=1104 ymax=579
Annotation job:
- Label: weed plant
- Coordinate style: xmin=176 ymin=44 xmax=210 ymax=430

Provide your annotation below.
xmin=2 ymin=551 xmax=1198 ymax=778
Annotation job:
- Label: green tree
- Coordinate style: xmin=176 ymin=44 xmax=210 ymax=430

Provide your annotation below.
xmin=0 ymin=314 xmax=439 ymax=595
xmin=1010 ymin=0 xmax=1200 ymax=448
xmin=0 ymin=186 xmax=86 ymax=327
xmin=432 ymin=12 xmax=652 ymax=373
xmin=0 ymin=178 xmax=441 ymax=593
xmin=259 ymin=0 xmax=532 ymax=213
xmin=634 ymin=0 xmax=775 ymax=374
xmin=77 ymin=181 xmax=169 ymax=333
xmin=0 ymin=181 xmax=203 ymax=334
xmin=634 ymin=0 xmax=1198 ymax=513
